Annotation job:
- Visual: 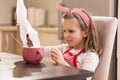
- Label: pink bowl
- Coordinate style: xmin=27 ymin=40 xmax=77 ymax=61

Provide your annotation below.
xmin=22 ymin=47 xmax=44 ymax=64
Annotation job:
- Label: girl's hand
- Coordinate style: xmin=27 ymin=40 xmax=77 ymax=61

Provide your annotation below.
xmin=50 ymin=48 xmax=70 ymax=66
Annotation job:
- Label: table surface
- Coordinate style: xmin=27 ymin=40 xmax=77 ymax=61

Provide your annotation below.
xmin=0 ymin=53 xmax=94 ymax=80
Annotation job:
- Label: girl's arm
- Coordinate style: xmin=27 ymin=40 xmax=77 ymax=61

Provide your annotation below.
xmin=43 ymin=44 xmax=66 ymax=56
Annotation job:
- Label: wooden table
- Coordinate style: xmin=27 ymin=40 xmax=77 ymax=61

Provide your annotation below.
xmin=0 ymin=53 xmax=94 ymax=80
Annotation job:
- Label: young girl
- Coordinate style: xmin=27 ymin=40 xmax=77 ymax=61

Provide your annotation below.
xmin=18 ymin=5 xmax=101 ymax=77
xmin=42 ymin=5 xmax=102 ymax=73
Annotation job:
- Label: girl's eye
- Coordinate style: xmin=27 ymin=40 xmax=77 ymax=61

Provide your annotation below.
xmin=63 ymin=30 xmax=66 ymax=33
xmin=63 ymin=30 xmax=74 ymax=33
xmin=68 ymin=30 xmax=74 ymax=33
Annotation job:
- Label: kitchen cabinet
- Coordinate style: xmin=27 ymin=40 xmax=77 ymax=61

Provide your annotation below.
xmin=0 ymin=26 xmax=17 ymax=54
xmin=0 ymin=26 xmax=61 ymax=55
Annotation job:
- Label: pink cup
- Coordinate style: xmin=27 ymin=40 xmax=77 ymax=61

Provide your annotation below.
xmin=22 ymin=47 xmax=44 ymax=64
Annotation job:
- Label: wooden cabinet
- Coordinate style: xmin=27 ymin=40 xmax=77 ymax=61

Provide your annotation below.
xmin=0 ymin=31 xmax=16 ymax=53
xmin=0 ymin=27 xmax=17 ymax=54
xmin=0 ymin=26 xmax=61 ymax=55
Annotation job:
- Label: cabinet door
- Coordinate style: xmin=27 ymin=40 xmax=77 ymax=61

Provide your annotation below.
xmin=15 ymin=31 xmax=23 ymax=55
xmin=1 ymin=31 xmax=16 ymax=53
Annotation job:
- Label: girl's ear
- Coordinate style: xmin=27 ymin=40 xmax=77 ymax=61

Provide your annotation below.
xmin=83 ymin=29 xmax=89 ymax=38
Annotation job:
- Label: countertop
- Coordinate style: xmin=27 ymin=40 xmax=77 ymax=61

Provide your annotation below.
xmin=0 ymin=26 xmax=58 ymax=33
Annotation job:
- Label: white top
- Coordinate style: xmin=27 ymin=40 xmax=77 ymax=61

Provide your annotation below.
xmin=43 ymin=44 xmax=99 ymax=72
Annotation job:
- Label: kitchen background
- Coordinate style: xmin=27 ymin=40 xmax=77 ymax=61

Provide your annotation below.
xmin=0 ymin=0 xmax=119 ymax=80
xmin=0 ymin=0 xmax=62 ymax=26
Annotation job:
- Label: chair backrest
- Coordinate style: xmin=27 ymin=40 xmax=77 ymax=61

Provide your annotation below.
xmin=92 ymin=16 xmax=118 ymax=80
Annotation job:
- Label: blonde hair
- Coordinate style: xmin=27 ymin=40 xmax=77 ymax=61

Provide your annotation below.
xmin=62 ymin=9 xmax=102 ymax=55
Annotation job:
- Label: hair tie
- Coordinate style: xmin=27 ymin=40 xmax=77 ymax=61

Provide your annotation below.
xmin=57 ymin=5 xmax=90 ymax=28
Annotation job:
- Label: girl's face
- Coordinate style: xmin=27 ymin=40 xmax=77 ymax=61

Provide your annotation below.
xmin=62 ymin=18 xmax=86 ymax=50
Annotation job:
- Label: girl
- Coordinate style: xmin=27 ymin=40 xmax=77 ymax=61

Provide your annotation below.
xmin=43 ymin=5 xmax=102 ymax=73
xmin=16 ymin=4 xmax=102 ymax=80
xmin=22 ymin=5 xmax=101 ymax=79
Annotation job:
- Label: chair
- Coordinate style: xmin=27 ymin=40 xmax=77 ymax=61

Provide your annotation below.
xmin=92 ymin=16 xmax=118 ymax=80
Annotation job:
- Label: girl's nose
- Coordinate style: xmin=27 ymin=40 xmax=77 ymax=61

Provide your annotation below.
xmin=64 ymin=32 xmax=70 ymax=38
